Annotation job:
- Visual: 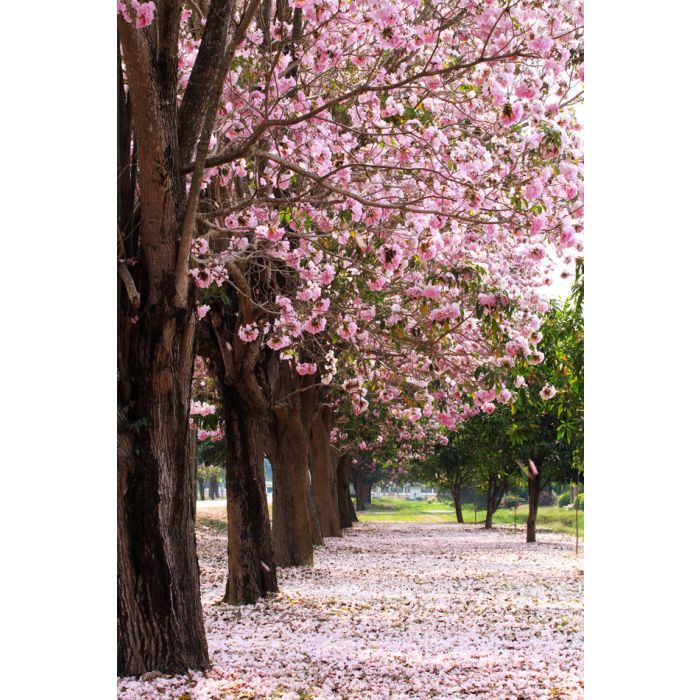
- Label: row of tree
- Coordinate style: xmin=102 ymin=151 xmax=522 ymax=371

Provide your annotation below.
xmin=379 ymin=277 xmax=584 ymax=540
xmin=117 ymin=0 xmax=583 ymax=677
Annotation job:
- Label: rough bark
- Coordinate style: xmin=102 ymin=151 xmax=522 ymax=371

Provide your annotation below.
xmin=117 ymin=311 xmax=209 ymax=676
xmin=118 ymin=19 xmax=209 ymax=671
xmin=266 ymin=363 xmax=315 ymax=567
xmin=306 ymin=467 xmax=324 ymax=546
xmin=220 ymin=383 xmax=278 ymax=603
xmin=186 ymin=426 xmax=198 ymax=513
xmin=337 ymin=452 xmax=357 ymax=528
xmin=117 ymin=0 xmax=259 ymax=672
xmin=309 ymin=407 xmax=341 ymax=537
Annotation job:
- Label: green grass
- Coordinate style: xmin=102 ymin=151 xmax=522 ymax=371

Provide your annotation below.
xmin=358 ymin=497 xmax=584 ymax=537
xmin=196 ymin=513 xmax=228 ymax=532
xmin=196 ymin=497 xmax=584 ymax=537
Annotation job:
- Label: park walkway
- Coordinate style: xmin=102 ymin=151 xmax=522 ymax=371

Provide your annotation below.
xmin=118 ymin=523 xmax=583 ymax=699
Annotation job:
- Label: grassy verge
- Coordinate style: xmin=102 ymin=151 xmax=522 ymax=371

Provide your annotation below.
xmin=358 ymin=497 xmax=583 ymax=536
xmin=195 ymin=497 xmax=584 ymax=537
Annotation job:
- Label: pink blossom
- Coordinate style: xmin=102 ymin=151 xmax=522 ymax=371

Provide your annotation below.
xmin=477 ymin=293 xmax=497 ymax=308
xmin=303 ymin=316 xmax=327 ymax=334
xmin=525 ymin=179 xmax=544 ymax=201
xmin=296 ymin=362 xmax=317 ymax=376
xmin=528 ymin=36 xmax=554 ymax=55
xmin=560 ymin=227 xmax=576 ymax=248
xmin=255 ymin=224 xmax=285 ymax=242
xmin=366 ymin=276 xmax=387 ymax=292
xmin=238 ymin=323 xmax=259 ymax=342
xmin=529 ymin=243 xmax=547 ymax=260
xmin=514 ymin=81 xmax=537 ymax=100
xmin=422 ymin=284 xmax=441 ymax=299
xmin=359 ymin=306 xmax=376 ymax=322
xmin=191 ymin=267 xmax=213 ymax=289
xmin=529 ymin=352 xmax=545 ymax=365
xmin=482 ymin=402 xmax=496 ymax=414
xmin=135 ymin=1 xmax=155 ymax=28
xmin=530 ymin=214 xmax=546 ymax=236
xmin=505 ymin=339 xmax=525 ymax=357
xmin=500 ymin=101 xmax=524 ymax=127
xmin=338 ymin=318 xmax=358 ymax=340
xmin=378 ymin=243 xmax=403 ymax=272
xmin=233 ymin=159 xmax=247 ymax=177
xmin=429 ymin=303 xmax=460 ymax=322
xmin=196 ymin=305 xmax=210 ymax=320
xmin=266 ymin=335 xmax=291 ymax=350
xmin=319 ymin=265 xmax=336 ymax=286
xmin=311 ymin=298 xmax=330 ymax=316
xmin=539 ymin=384 xmax=557 ymax=400
xmin=191 ymin=238 xmax=209 ymax=255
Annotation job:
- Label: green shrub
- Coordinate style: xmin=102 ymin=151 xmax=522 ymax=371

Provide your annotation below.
xmin=539 ymin=490 xmax=557 ymax=506
xmin=574 ymin=493 xmax=584 ymax=511
xmin=558 ymin=492 xmax=571 ymax=508
xmin=503 ymin=495 xmax=522 ymax=509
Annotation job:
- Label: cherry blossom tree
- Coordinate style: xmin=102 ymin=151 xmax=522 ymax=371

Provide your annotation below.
xmin=118 ymin=0 xmax=583 ymax=674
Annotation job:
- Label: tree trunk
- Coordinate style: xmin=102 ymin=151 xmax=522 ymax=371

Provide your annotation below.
xmin=451 ymin=484 xmax=464 ymax=523
xmin=306 ymin=467 xmax=324 ymax=546
xmin=210 ymin=473 xmax=220 ymax=500
xmin=220 ymin=383 xmax=278 ymax=604
xmin=527 ymin=472 xmax=542 ymax=543
xmin=198 ymin=477 xmax=206 ymax=502
xmin=309 ymin=408 xmax=341 ymax=537
xmin=337 ymin=452 xmax=357 ymax=528
xmin=485 ymin=476 xmax=508 ymax=529
xmin=117 ymin=0 xmax=245 ymax=672
xmin=354 ymin=474 xmax=366 ymax=512
xmin=268 ymin=417 xmax=314 ymax=566
xmin=186 ymin=425 xmax=198 ymax=513
xmin=117 ymin=312 xmax=209 ymax=676
xmin=267 ymin=367 xmax=316 ymax=567
xmin=351 ymin=462 xmax=371 ymax=512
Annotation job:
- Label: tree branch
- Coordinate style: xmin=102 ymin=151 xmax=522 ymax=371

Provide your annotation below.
xmin=178 ymin=0 xmax=235 ymax=164
xmin=118 ymin=261 xmax=141 ymax=310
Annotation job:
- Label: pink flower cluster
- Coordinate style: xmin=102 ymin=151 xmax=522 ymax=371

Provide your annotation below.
xmin=118 ymin=0 xmax=156 ymax=29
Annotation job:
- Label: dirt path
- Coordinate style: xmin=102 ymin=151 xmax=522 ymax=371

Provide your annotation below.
xmin=118 ymin=522 xmax=583 ymax=699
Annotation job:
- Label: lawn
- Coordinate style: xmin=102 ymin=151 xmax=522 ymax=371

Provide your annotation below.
xmin=358 ymin=497 xmax=584 ymax=537
xmin=195 ymin=497 xmax=584 ymax=537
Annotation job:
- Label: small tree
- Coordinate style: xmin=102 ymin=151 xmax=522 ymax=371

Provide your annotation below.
xmin=508 ymin=265 xmax=584 ymax=542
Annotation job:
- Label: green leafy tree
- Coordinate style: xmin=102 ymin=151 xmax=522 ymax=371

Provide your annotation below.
xmin=508 ymin=264 xmax=584 ymax=542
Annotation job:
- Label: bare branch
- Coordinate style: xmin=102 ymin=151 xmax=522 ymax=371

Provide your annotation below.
xmin=118 ymin=261 xmax=141 ymax=310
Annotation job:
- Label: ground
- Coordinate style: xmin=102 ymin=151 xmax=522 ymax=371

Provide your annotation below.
xmin=358 ymin=498 xmax=584 ymax=537
xmin=118 ymin=522 xmax=583 ymax=700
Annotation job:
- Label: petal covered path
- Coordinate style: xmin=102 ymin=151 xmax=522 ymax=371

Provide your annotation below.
xmin=118 ymin=523 xmax=583 ymax=699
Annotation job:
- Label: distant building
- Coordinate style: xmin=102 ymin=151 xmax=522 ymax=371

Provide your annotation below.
xmin=376 ymin=483 xmax=438 ymax=501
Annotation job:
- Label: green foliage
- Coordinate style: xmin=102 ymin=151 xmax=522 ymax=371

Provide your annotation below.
xmin=503 ymin=494 xmax=522 ymax=509
xmin=558 ymin=492 xmax=571 ymax=508
xmin=506 ymin=266 xmax=584 ymax=485
xmin=411 ymin=409 xmax=520 ymax=495
xmin=574 ymin=493 xmax=584 ymax=511
xmin=539 ymin=490 xmax=558 ymax=506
